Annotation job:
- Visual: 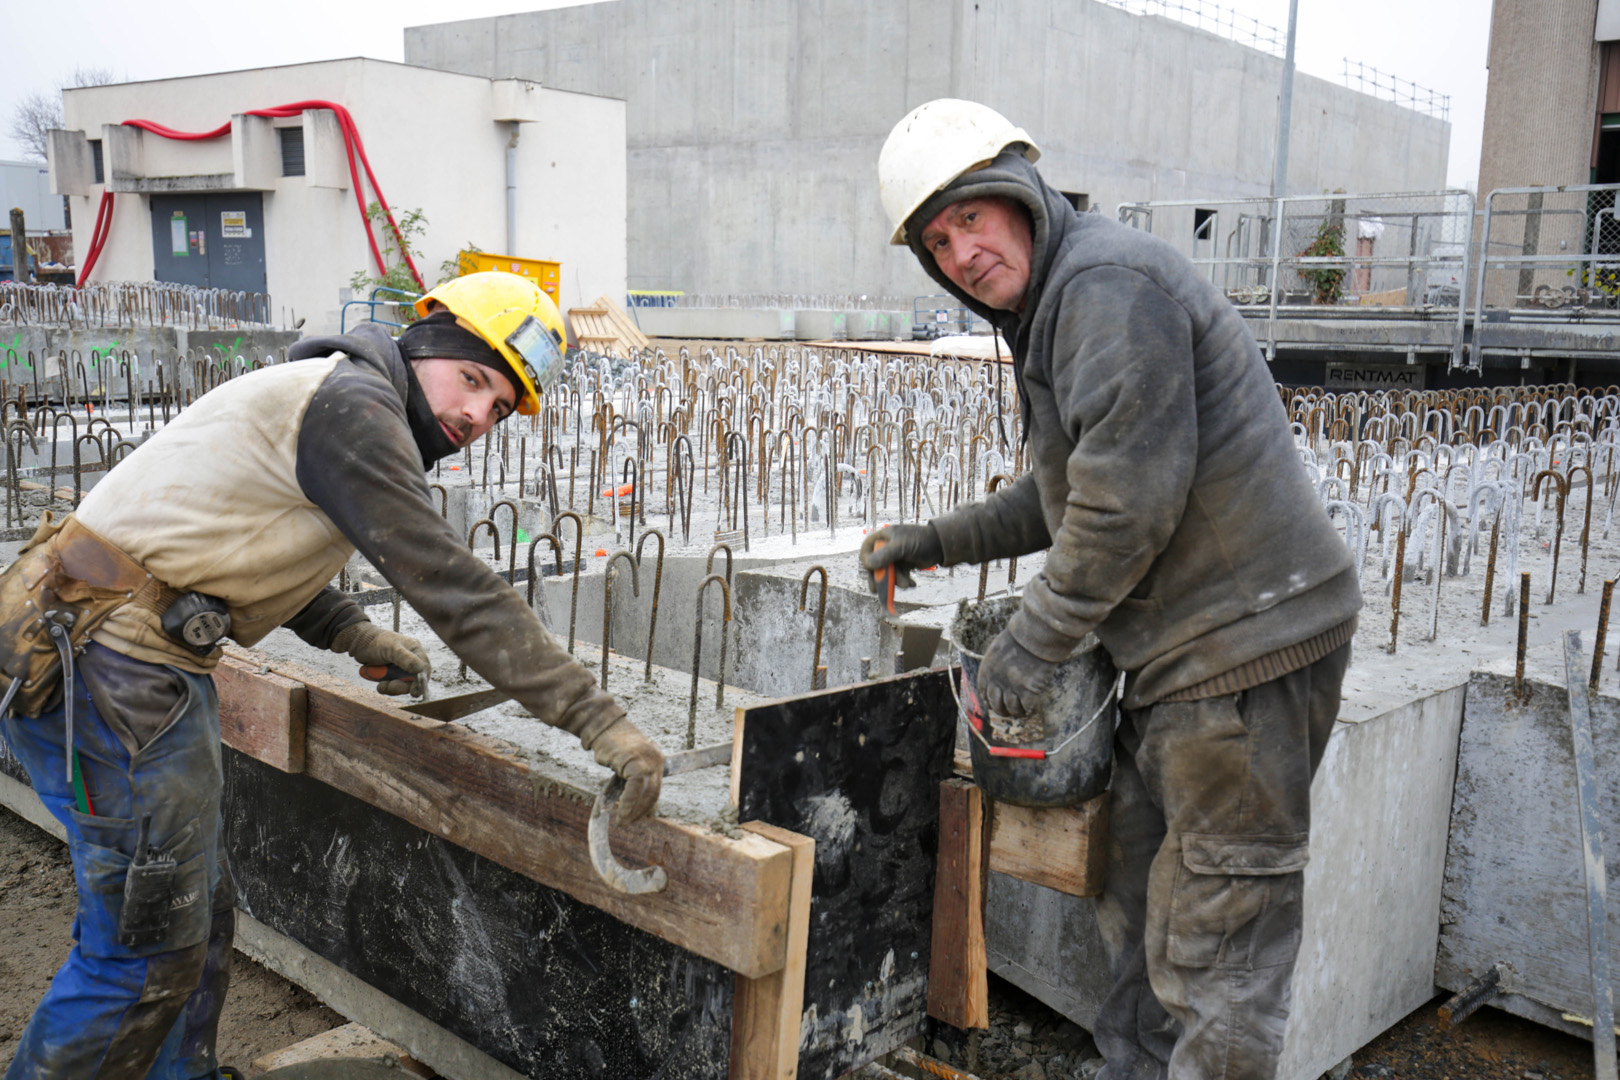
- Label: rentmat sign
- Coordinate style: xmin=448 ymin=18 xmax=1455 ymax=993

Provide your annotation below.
xmin=1324 ymin=364 xmax=1426 ymax=391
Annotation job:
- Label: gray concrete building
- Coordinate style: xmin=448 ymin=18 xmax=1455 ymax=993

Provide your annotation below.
xmin=1477 ymin=0 xmax=1609 ymax=195
xmin=406 ymin=0 xmax=1450 ymax=304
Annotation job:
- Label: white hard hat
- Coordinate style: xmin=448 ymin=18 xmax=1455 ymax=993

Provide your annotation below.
xmin=878 ymin=98 xmax=1041 ymax=246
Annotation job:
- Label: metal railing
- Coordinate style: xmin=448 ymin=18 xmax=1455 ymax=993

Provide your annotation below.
xmin=1119 ymin=189 xmax=1476 ymax=367
xmin=1093 ymin=0 xmax=1286 ymax=56
xmin=340 ymin=286 xmax=417 ymax=333
xmin=1472 ymin=183 xmax=1620 ymax=333
xmin=1341 ymin=59 xmax=1451 ymax=123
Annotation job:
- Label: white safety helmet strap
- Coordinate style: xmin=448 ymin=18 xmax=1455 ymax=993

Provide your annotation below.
xmin=879 ymin=98 xmax=1041 ymax=245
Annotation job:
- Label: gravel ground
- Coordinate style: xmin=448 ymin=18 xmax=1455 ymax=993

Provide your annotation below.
xmin=913 ymin=972 xmax=1600 ymax=1080
xmin=0 ymin=806 xmax=344 ymax=1076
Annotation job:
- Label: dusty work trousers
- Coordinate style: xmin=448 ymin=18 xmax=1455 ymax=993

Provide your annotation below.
xmin=2 ymin=643 xmax=235 ymax=1080
xmin=1090 ymin=642 xmax=1351 ymax=1080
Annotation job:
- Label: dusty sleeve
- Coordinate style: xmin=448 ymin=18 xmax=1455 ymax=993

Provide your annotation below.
xmin=281 ymin=585 xmax=369 ymax=650
xmin=929 ymin=471 xmax=1052 ymax=566
xmin=1007 ymin=267 xmax=1199 ymax=663
xmin=292 ymin=358 xmax=626 ymax=746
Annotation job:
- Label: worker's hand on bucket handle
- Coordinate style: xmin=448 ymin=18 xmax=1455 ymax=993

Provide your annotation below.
xmin=333 ymin=621 xmax=431 ymax=697
xmin=860 ymin=524 xmax=944 ymax=594
xmin=589 ymin=717 xmax=664 ymax=824
xmin=978 ymin=629 xmax=1058 ymax=719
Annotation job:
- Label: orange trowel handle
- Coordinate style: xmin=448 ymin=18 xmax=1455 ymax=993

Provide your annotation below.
xmin=871 ymin=538 xmax=897 ymax=615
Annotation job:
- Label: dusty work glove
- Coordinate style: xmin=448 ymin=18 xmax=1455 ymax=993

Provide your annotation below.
xmin=587 ymin=716 xmax=665 ymax=824
xmin=859 ymin=524 xmax=944 ymax=594
xmin=977 ymin=629 xmax=1060 ymax=718
xmin=331 ymin=621 xmax=431 ymax=696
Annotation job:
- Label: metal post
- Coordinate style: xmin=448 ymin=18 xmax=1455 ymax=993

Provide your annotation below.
xmin=1266 ymin=198 xmax=1288 ymax=360
xmin=505 ymin=122 xmax=520 ymax=257
xmin=1453 ymin=191 xmax=1476 ymax=371
xmin=1270 ymin=0 xmax=1299 ymax=199
xmin=1471 ymin=190 xmax=1498 ymax=349
xmin=1562 ymin=629 xmax=1619 ymax=1080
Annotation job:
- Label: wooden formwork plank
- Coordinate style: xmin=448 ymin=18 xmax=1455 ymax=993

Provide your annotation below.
xmin=731 ymin=822 xmax=816 ymax=1080
xmin=594 ymin=294 xmax=651 ymax=351
xmin=216 ymin=648 xmax=793 ymax=979
xmin=954 ymin=749 xmax=1110 ymax=899
xmin=250 ymin=1022 xmax=432 ymax=1077
xmin=928 ymin=778 xmax=989 ymax=1029
xmin=987 ymin=797 xmax=1109 ymax=899
xmin=215 ymin=653 xmax=307 ymax=773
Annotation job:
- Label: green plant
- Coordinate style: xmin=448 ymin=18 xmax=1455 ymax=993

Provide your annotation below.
xmin=349 ymin=203 xmax=429 ymax=321
xmin=1298 ymin=217 xmax=1347 ymax=305
xmin=439 ymin=242 xmax=484 ymax=286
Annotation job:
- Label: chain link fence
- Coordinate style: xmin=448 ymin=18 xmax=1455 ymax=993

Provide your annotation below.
xmin=1472 ymin=184 xmax=1620 ymax=320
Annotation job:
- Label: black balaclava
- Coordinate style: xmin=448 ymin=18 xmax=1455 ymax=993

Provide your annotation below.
xmin=397 ymin=310 xmax=522 ymax=468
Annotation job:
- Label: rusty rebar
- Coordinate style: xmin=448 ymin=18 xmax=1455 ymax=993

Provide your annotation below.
xmin=554 ymin=510 xmax=585 ymax=654
xmin=1388 ymin=512 xmax=1409 ymax=654
xmin=1593 ymin=579 xmax=1614 ymax=691
xmin=600 ymin=550 xmax=639 ymax=691
xmin=800 ymin=565 xmax=829 ymax=692
xmin=689 ymin=573 xmax=732 ymax=749
xmin=1516 ymin=572 xmax=1530 ymax=698
xmin=636 ymin=529 xmax=666 ymax=683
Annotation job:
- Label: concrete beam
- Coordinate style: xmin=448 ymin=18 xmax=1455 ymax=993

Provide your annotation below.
xmin=303 ymin=110 xmax=350 ymax=191
xmin=232 ymin=113 xmax=280 ymax=191
xmin=47 ymin=129 xmax=93 ymax=197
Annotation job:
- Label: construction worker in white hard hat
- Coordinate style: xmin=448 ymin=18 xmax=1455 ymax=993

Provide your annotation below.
xmin=0 ymin=270 xmax=664 ymax=1080
xmin=863 ymin=100 xmax=1363 ymax=1079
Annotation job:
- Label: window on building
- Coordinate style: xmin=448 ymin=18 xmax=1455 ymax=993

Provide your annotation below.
xmin=1060 ymin=191 xmax=1090 ymax=213
xmin=90 ymin=140 xmax=103 ymax=185
xmin=279 ymin=126 xmax=306 ymax=177
xmin=1194 ymin=208 xmax=1216 ymax=242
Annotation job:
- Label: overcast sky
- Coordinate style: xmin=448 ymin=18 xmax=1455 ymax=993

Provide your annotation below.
xmin=1 ymin=0 xmax=1491 ymax=189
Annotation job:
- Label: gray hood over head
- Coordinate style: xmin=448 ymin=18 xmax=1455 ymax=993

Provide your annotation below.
xmin=904 ymin=148 xmax=1074 ymax=333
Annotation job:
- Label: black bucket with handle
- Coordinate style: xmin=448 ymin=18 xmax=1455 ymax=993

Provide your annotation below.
xmin=950 ymin=596 xmax=1118 ymax=808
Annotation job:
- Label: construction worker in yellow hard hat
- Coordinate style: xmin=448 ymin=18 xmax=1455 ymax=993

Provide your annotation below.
xmin=411 ymin=269 xmax=569 ymax=416
xmin=0 ymin=268 xmax=662 ymax=1080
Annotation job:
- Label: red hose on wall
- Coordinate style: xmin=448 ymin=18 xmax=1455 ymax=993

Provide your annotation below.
xmin=76 ymin=100 xmax=425 ymax=292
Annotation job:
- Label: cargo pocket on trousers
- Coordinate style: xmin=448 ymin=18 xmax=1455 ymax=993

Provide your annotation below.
xmin=1166 ymin=832 xmax=1309 ymax=971
xmin=68 ymin=811 xmax=210 ymax=959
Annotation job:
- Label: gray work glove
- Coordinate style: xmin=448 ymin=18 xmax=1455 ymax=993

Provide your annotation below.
xmin=331 ymin=621 xmax=431 ymax=696
xmin=587 ymin=716 xmax=665 ymax=824
xmin=859 ymin=524 xmax=944 ymax=594
xmin=977 ymin=629 xmax=1059 ymax=718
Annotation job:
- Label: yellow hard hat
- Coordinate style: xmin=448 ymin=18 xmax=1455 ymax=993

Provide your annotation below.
xmin=413 ymin=271 xmax=567 ymax=415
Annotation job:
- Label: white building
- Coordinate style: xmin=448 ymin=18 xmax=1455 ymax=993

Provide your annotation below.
xmin=46 ymin=57 xmax=627 ymax=334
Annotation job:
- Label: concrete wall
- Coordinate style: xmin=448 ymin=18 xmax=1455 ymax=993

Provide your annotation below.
xmin=0 ymin=160 xmax=66 ymax=230
xmin=53 ymin=59 xmax=626 ymax=334
xmin=406 ymin=0 xmax=1450 ymax=302
xmin=981 ymin=683 xmax=1467 ymax=1080
xmin=1477 ymin=0 xmax=1602 ymax=195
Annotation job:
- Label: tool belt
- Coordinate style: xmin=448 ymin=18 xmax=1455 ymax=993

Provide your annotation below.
xmin=0 ymin=512 xmax=185 ymax=718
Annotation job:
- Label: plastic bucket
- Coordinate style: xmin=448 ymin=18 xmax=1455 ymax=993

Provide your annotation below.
xmin=950 ymin=596 xmax=1118 ymax=808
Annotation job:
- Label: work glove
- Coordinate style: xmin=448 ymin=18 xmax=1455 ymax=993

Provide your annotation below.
xmin=331 ymin=621 xmax=431 ymax=697
xmin=859 ymin=524 xmax=944 ymax=594
xmin=587 ymin=716 xmax=665 ymax=824
xmin=977 ymin=629 xmax=1059 ymax=719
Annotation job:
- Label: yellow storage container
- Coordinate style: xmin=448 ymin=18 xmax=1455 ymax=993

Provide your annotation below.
xmin=457 ymin=251 xmax=561 ymax=310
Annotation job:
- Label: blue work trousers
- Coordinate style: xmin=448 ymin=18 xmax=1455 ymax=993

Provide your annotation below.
xmin=2 ymin=647 xmax=233 ymax=1080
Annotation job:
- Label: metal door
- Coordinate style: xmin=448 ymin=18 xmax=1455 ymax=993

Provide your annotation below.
xmin=149 ymin=193 xmax=266 ymax=293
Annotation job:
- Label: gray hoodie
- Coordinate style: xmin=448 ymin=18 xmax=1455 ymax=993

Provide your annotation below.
xmin=914 ymin=152 xmax=1361 ymax=707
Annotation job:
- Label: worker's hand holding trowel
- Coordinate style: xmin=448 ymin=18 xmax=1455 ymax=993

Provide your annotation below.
xmin=860 ymin=524 xmax=944 ymax=604
xmin=333 ymin=621 xmax=432 ymax=697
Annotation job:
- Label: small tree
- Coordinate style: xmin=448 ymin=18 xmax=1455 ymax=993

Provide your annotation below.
xmin=8 ymin=67 xmax=120 ymax=162
xmin=1298 ymin=217 xmax=1347 ymax=305
xmin=349 ymin=203 xmax=429 ymax=321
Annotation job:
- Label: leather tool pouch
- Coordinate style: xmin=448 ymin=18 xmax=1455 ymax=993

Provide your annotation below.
xmin=0 ymin=513 xmax=169 ymax=717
